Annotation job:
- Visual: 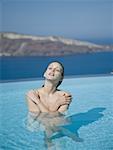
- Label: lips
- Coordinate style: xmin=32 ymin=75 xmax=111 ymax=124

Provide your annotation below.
xmin=48 ymin=73 xmax=54 ymax=76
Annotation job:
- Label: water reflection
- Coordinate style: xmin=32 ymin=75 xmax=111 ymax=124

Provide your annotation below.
xmin=26 ymin=107 xmax=105 ymax=149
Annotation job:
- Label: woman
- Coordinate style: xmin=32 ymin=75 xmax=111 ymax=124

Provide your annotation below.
xmin=26 ymin=61 xmax=72 ymax=114
xmin=25 ymin=62 xmax=76 ymax=148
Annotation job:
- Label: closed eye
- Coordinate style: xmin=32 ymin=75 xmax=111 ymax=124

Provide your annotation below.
xmin=56 ymin=69 xmax=60 ymax=72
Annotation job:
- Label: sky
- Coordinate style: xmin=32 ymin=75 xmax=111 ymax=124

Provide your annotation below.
xmin=1 ymin=0 xmax=113 ymax=44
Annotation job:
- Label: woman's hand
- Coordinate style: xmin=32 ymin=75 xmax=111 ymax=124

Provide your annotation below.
xmin=58 ymin=92 xmax=72 ymax=106
xmin=26 ymin=90 xmax=41 ymax=113
xmin=26 ymin=90 xmax=40 ymax=104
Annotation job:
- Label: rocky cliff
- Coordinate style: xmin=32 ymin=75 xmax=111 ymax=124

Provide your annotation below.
xmin=0 ymin=32 xmax=112 ymax=56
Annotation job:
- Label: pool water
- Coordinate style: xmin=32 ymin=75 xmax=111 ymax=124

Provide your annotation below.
xmin=0 ymin=75 xmax=113 ymax=150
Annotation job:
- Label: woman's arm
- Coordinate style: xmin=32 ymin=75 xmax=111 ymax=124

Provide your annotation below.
xmin=57 ymin=92 xmax=72 ymax=113
xmin=26 ymin=90 xmax=50 ymax=113
xmin=58 ymin=104 xmax=69 ymax=113
xmin=26 ymin=91 xmax=40 ymax=113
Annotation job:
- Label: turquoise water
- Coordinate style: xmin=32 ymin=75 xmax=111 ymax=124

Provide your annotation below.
xmin=0 ymin=75 xmax=113 ymax=150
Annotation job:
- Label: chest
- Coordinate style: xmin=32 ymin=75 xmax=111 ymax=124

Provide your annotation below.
xmin=39 ymin=93 xmax=60 ymax=110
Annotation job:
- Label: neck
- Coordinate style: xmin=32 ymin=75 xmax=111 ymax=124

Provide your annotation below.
xmin=43 ymin=79 xmax=57 ymax=95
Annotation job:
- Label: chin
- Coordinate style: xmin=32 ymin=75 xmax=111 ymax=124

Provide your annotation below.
xmin=47 ymin=77 xmax=56 ymax=81
xmin=46 ymin=75 xmax=58 ymax=81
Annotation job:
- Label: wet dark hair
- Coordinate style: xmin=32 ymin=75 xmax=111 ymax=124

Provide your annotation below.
xmin=55 ymin=61 xmax=64 ymax=88
xmin=42 ymin=61 xmax=64 ymax=88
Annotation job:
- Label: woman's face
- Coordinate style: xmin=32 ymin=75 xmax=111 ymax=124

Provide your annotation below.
xmin=44 ymin=62 xmax=63 ymax=82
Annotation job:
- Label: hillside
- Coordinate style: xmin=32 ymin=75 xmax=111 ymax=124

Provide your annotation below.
xmin=0 ymin=32 xmax=112 ymax=56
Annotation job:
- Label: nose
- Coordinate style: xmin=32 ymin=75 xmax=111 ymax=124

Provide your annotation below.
xmin=52 ymin=68 xmax=55 ymax=72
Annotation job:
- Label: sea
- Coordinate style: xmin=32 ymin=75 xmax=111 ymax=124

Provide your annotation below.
xmin=0 ymin=51 xmax=113 ymax=81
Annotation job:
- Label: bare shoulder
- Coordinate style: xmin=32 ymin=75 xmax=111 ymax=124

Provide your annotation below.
xmin=26 ymin=88 xmax=42 ymax=97
xmin=26 ymin=89 xmax=34 ymax=97
xmin=56 ymin=89 xmax=72 ymax=96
